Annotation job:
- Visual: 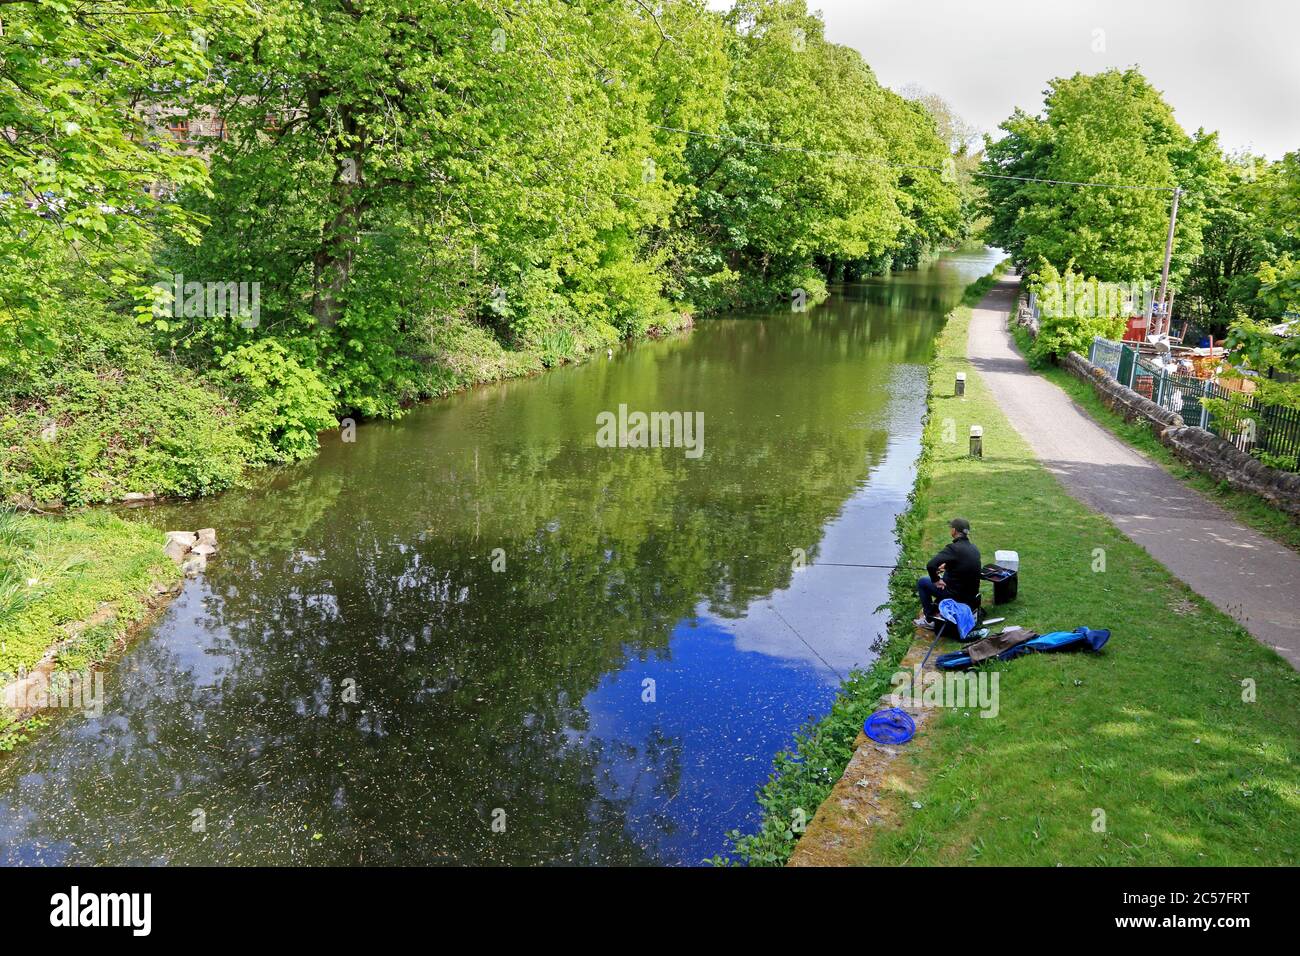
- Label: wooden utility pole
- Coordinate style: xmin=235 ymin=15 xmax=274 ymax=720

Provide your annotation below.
xmin=1156 ymin=187 xmax=1181 ymax=335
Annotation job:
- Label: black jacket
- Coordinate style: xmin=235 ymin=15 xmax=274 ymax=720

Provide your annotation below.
xmin=926 ymin=534 xmax=982 ymax=604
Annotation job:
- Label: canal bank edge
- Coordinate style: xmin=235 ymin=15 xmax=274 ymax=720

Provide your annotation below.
xmin=819 ymin=278 xmax=1299 ymax=866
xmin=712 ymin=263 xmax=1008 ymax=867
xmin=0 ymin=511 xmax=183 ymax=752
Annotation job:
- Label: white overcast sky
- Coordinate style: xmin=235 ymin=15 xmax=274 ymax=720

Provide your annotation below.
xmin=708 ymin=0 xmax=1300 ymax=159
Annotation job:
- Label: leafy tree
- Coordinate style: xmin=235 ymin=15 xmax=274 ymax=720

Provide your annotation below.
xmin=1024 ymin=260 xmax=1126 ymax=364
xmin=898 ymin=86 xmax=987 ymax=243
xmin=1178 ymin=150 xmax=1300 ymax=337
xmin=1254 ymin=151 xmax=1300 ymax=316
xmin=1219 ymin=317 xmax=1300 ymax=412
xmin=164 ymin=0 xmax=729 ymax=416
xmin=897 ymin=84 xmax=981 ymax=155
xmin=1211 ymin=156 xmax=1300 ymax=416
xmin=0 ymin=0 xmax=233 ymax=362
xmin=868 ymin=86 xmax=963 ymax=268
xmin=1180 ymin=156 xmax=1276 ymax=336
xmin=982 ymin=69 xmax=1219 ymax=286
xmin=2 ymin=0 xmax=974 ymax=498
xmin=682 ymin=0 xmax=960 ymax=306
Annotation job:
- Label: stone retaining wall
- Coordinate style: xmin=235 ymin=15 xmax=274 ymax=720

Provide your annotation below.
xmin=1161 ymin=426 xmax=1300 ymax=518
xmin=1063 ymin=351 xmax=1185 ymax=433
xmin=1065 ymin=351 xmax=1300 ymax=518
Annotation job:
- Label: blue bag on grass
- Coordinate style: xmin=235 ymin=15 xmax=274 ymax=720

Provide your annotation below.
xmin=937 ymin=627 xmax=1110 ymax=671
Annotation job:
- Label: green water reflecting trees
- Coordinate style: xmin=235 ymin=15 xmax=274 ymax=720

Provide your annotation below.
xmin=0 ymin=259 xmax=988 ymax=863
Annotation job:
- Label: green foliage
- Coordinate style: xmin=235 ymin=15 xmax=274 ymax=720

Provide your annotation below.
xmin=0 ymin=505 xmax=37 ymax=620
xmin=982 ymin=70 xmax=1296 ymax=339
xmin=4 ymin=0 xmax=977 ymax=505
xmin=1258 ymin=256 xmax=1300 ymax=316
xmin=0 ymin=1 xmax=239 ymax=344
xmin=1180 ymin=157 xmax=1276 ymax=335
xmin=1025 ymin=260 xmax=1127 ymax=364
xmin=0 ymin=303 xmax=250 ymax=505
xmin=1254 ymin=451 xmax=1299 ymax=472
xmin=1253 ymin=151 xmax=1300 ymax=316
xmin=982 ymin=69 xmax=1217 ymax=286
xmin=1217 ymin=314 xmax=1300 ymax=411
xmin=681 ymin=0 xmax=964 ymax=309
xmin=0 ymin=713 xmax=48 ymax=753
xmin=1206 ymin=171 xmax=1299 ymax=416
xmin=215 ymin=341 xmax=337 ymax=464
xmin=0 ymin=507 xmax=176 ymax=755
xmin=166 ymin=0 xmax=730 ymax=407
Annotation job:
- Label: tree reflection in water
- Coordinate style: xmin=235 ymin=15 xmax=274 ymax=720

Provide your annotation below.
xmin=0 ymin=248 xmax=1001 ymax=865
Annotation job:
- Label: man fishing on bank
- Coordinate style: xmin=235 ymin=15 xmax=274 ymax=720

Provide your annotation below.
xmin=914 ymin=517 xmax=981 ymax=630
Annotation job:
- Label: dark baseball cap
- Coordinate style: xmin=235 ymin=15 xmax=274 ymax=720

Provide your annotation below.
xmin=949 ymin=517 xmax=971 ymax=533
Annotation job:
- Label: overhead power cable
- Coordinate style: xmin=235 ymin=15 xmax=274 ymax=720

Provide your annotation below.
xmin=651 ymin=124 xmax=1181 ymax=194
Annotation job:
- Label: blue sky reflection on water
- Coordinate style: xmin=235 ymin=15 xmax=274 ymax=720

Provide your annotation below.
xmin=0 ymin=248 xmax=999 ymax=867
xmin=578 ymin=425 xmax=925 ymax=864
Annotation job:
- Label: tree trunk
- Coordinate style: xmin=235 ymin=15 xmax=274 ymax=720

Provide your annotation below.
xmin=312 ymin=102 xmax=362 ymax=329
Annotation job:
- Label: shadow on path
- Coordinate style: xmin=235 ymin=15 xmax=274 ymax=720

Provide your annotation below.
xmin=968 ymin=275 xmax=1300 ymax=669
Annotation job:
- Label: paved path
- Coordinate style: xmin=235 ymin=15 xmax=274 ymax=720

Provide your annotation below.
xmin=968 ymin=274 xmax=1300 ymax=669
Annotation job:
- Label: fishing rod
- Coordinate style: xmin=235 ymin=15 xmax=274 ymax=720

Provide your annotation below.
xmin=766 ymin=560 xmax=929 ymax=683
xmin=808 ymin=561 xmax=931 ymax=571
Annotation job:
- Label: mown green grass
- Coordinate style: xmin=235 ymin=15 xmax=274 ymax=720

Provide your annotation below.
xmin=0 ymin=507 xmax=176 ymax=748
xmin=1 ymin=512 xmax=174 ymax=749
xmin=855 ymin=305 xmax=1300 ymax=866
xmin=1009 ymin=324 xmax=1300 ymax=553
xmin=0 ymin=509 xmax=175 ymax=673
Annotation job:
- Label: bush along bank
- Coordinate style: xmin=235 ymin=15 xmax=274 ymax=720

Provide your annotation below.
xmin=0 ymin=298 xmax=688 ymax=510
xmin=853 ymin=300 xmax=1299 ymax=866
xmin=710 ymin=265 xmax=1004 ymax=867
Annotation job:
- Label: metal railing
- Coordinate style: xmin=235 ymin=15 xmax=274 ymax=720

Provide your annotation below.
xmin=1089 ymin=338 xmax=1300 ymax=471
xmin=1090 ymin=337 xmax=1123 ymax=380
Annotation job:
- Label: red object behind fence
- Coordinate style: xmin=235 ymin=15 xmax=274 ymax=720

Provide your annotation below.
xmin=1122 ymin=315 xmax=1148 ymax=342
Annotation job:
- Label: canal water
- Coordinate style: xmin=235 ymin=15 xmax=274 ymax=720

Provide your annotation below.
xmin=0 ymin=246 xmax=1000 ymax=865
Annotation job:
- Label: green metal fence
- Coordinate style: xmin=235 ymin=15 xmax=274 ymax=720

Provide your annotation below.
xmin=1090 ymin=337 xmax=1300 ymax=471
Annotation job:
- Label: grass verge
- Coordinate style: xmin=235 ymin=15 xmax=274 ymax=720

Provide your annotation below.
xmin=713 ymin=261 xmax=1009 ymax=867
xmin=0 ymin=507 xmax=178 ymax=751
xmin=1009 ymin=324 xmax=1300 ymax=553
xmin=852 ymin=303 xmax=1299 ymax=865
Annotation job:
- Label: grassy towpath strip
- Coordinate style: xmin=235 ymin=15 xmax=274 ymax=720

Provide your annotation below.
xmin=1 ymin=508 xmax=178 ymax=750
xmin=846 ymin=297 xmax=1299 ymax=866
